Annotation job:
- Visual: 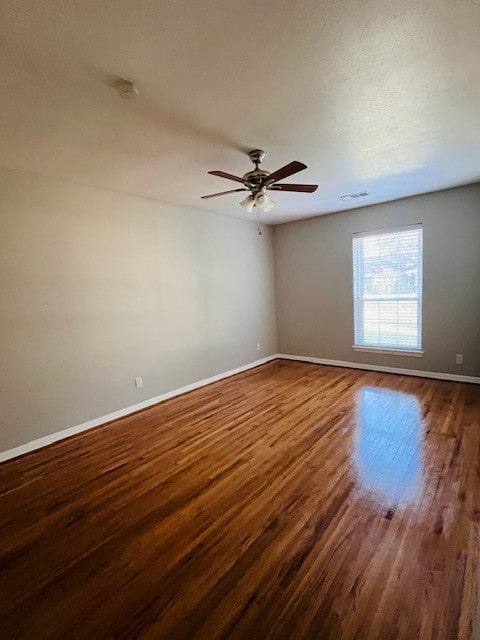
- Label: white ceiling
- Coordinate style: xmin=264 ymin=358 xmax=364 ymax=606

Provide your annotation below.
xmin=0 ymin=1 xmax=479 ymax=224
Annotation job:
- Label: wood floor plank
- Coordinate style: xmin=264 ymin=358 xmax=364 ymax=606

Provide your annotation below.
xmin=0 ymin=360 xmax=479 ymax=639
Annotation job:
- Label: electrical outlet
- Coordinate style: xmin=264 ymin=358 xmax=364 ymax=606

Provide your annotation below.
xmin=455 ymin=354 xmax=463 ymax=365
xmin=135 ymin=377 xmax=143 ymax=388
xmin=256 ymin=342 xmax=261 ymax=352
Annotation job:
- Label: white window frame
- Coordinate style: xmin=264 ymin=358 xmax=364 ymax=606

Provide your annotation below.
xmin=352 ymin=224 xmax=423 ymax=356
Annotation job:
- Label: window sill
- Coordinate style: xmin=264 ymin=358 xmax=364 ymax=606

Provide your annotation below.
xmin=352 ymin=345 xmax=424 ymax=357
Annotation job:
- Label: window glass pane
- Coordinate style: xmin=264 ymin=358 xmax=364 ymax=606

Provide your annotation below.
xmin=353 ymin=226 xmax=423 ymax=351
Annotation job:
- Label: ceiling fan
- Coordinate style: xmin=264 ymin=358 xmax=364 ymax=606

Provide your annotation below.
xmin=201 ymin=149 xmax=318 ymax=213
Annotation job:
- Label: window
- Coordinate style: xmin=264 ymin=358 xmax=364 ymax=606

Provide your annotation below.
xmin=352 ymin=225 xmax=423 ymax=354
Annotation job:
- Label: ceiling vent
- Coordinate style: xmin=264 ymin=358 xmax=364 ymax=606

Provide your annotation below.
xmin=340 ymin=191 xmax=370 ymax=201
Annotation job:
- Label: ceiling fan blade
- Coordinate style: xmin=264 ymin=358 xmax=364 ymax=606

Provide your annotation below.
xmin=269 ymin=183 xmax=318 ymax=193
xmin=263 ymin=161 xmax=307 ymax=185
xmin=201 ymin=188 xmax=249 ymax=199
xmin=208 ymin=170 xmax=246 ymax=184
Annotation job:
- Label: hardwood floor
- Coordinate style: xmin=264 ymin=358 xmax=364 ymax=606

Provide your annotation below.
xmin=0 ymin=360 xmax=479 ymax=639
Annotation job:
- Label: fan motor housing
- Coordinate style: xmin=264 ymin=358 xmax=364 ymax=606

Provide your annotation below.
xmin=243 ymin=169 xmax=270 ymax=190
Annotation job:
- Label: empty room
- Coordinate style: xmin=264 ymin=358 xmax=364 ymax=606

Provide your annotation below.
xmin=1 ymin=1 xmax=480 ymax=639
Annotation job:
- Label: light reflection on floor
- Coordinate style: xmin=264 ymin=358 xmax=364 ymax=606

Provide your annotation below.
xmin=355 ymin=387 xmax=424 ymax=506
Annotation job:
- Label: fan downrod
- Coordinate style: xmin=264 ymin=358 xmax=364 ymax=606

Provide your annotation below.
xmin=243 ymin=149 xmax=269 ymax=189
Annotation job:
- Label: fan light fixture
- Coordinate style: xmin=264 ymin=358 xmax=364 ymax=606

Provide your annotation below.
xmin=255 ymin=192 xmax=275 ymax=212
xmin=240 ymin=191 xmax=275 ymax=213
xmin=240 ymin=194 xmax=255 ymax=213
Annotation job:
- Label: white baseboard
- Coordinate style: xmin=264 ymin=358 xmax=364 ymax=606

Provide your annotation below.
xmin=3 ymin=352 xmax=478 ymax=464
xmin=0 ymin=355 xmax=277 ymax=464
xmin=277 ymin=353 xmax=480 ymax=384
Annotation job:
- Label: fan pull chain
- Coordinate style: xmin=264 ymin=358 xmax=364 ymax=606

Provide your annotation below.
xmin=256 ymin=205 xmax=262 ymax=235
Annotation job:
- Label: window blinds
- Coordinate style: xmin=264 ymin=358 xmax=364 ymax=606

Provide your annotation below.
xmin=353 ymin=225 xmax=423 ymax=351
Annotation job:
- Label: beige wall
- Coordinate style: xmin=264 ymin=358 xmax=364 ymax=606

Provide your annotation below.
xmin=0 ymin=167 xmax=277 ymax=451
xmin=2 ymin=170 xmax=479 ymax=453
xmin=274 ymin=184 xmax=480 ymax=377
